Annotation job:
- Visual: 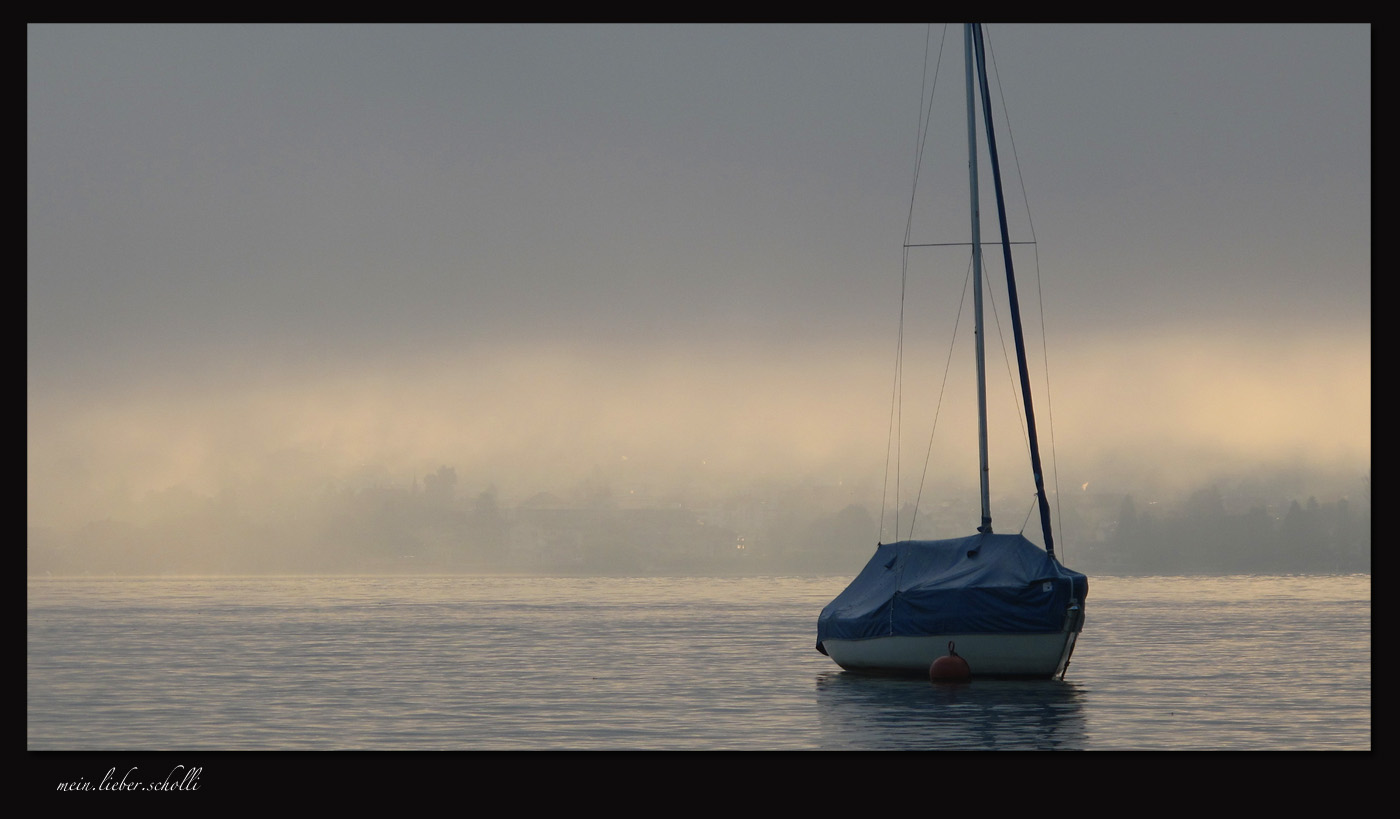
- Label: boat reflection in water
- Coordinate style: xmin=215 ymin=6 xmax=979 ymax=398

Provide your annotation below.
xmin=814 ymin=671 xmax=1086 ymax=750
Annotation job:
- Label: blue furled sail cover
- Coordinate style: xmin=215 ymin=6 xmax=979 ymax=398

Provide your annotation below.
xmin=816 ymin=533 xmax=1088 ymax=650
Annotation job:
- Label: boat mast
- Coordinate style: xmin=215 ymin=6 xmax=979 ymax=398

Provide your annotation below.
xmin=970 ymin=23 xmax=1056 ymax=558
xmin=965 ymin=23 xmax=992 ymax=535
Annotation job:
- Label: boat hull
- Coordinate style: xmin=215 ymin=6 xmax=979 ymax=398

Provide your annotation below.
xmin=823 ymin=628 xmax=1080 ymax=679
xmin=815 ymin=536 xmax=1088 ymax=679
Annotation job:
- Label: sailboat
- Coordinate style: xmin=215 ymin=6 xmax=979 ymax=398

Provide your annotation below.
xmin=815 ymin=24 xmax=1087 ymax=679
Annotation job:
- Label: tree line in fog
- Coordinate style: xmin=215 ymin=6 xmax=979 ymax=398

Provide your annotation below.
xmin=27 ymin=465 xmax=1369 ymax=576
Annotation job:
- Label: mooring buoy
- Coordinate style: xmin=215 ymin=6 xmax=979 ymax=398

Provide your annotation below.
xmin=929 ymin=640 xmax=971 ymax=683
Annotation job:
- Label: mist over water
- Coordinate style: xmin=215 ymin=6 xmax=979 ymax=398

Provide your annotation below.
xmin=27 ymin=326 xmax=1369 ymax=577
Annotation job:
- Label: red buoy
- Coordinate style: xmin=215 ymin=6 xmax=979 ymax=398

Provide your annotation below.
xmin=929 ymin=641 xmax=971 ymax=683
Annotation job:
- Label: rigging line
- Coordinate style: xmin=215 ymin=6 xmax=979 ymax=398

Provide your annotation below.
xmin=883 ymin=264 xmax=903 ymax=543
xmin=978 ymin=256 xmax=1042 ymax=544
xmin=907 ymin=251 xmax=973 ymax=542
xmin=905 ymin=24 xmax=946 ymax=245
xmin=906 ymin=24 xmax=949 ymax=249
xmin=880 ymin=234 xmax=903 ymax=542
xmin=889 ymin=26 xmax=932 ymax=542
xmin=986 ymin=26 xmax=1065 ymax=559
xmin=985 ymin=26 xmax=1038 ymax=249
xmin=906 ymin=241 xmax=1036 ymax=248
xmin=1016 ymin=492 xmax=1037 ymax=535
xmin=983 ymin=258 xmax=1032 ymax=459
xmin=973 ymin=23 xmax=1055 ymax=556
xmin=1033 ymin=241 xmax=1066 ymax=559
xmin=883 ymin=23 xmax=948 ymax=544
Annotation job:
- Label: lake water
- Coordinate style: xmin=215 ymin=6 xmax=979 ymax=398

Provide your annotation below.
xmin=27 ymin=574 xmax=1369 ymax=752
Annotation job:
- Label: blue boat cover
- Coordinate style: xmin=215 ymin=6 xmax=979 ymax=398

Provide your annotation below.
xmin=816 ymin=533 xmax=1088 ymax=651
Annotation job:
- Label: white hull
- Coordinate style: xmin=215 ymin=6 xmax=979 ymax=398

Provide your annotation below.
xmin=823 ymin=630 xmax=1079 ymax=678
xmin=823 ymin=604 xmax=1085 ymax=679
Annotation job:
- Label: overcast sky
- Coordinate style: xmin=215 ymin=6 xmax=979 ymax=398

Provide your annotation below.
xmin=27 ymin=24 xmax=1370 ymax=530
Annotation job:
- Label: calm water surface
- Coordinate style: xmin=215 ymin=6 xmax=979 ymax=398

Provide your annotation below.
xmin=27 ymin=574 xmax=1370 ymax=750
